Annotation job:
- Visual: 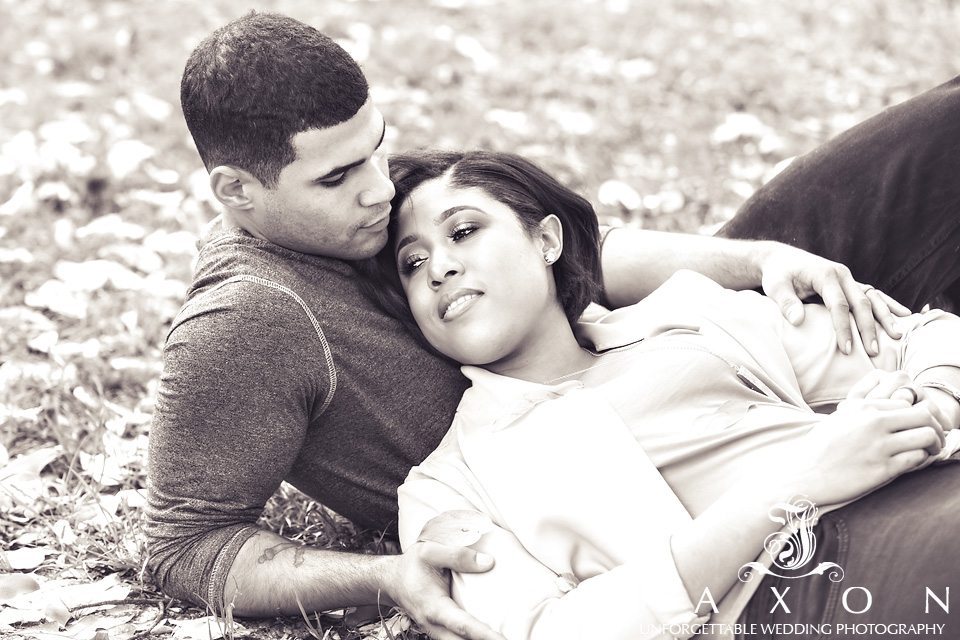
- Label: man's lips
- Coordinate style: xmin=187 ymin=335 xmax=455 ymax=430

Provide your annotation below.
xmin=438 ymin=288 xmax=483 ymax=321
xmin=361 ymin=215 xmax=390 ymax=230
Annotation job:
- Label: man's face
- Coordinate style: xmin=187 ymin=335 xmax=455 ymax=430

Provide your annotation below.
xmin=244 ymin=98 xmax=396 ymax=260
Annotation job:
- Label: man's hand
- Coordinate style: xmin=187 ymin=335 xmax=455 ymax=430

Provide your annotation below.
xmin=757 ymin=243 xmax=911 ymax=355
xmin=382 ymin=540 xmax=505 ymax=640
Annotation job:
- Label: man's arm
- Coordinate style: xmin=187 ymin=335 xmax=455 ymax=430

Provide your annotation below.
xmin=600 ymin=228 xmax=909 ymax=355
xmin=222 ymin=528 xmax=504 ymax=640
xmin=147 ymin=286 xmax=502 ymax=640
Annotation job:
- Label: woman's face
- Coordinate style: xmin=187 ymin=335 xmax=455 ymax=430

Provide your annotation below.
xmin=393 ymin=173 xmax=561 ymax=367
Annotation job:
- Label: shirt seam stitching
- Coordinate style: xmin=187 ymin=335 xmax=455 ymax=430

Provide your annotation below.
xmin=207 ymin=525 xmax=259 ymax=611
xmin=174 ymin=274 xmax=338 ymax=415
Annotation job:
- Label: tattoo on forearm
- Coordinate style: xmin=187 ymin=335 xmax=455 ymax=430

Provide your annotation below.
xmin=258 ymin=541 xmax=307 ymax=567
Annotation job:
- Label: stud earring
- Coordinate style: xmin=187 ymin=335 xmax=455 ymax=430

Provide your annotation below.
xmin=544 ymin=251 xmax=557 ymax=264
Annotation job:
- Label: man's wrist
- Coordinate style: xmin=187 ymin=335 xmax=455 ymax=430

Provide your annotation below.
xmin=370 ymin=552 xmax=404 ymax=608
xmin=751 ymin=240 xmax=784 ymax=280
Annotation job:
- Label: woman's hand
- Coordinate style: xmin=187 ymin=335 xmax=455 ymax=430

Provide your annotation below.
xmin=757 ymin=243 xmax=910 ymax=356
xmin=846 ymin=369 xmax=956 ymax=432
xmin=786 ymin=397 xmax=945 ymax=506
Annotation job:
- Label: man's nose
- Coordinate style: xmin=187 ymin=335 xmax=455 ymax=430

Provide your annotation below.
xmin=358 ymin=157 xmax=395 ymax=207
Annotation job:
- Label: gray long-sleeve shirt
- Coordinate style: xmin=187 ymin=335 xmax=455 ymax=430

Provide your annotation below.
xmin=145 ymin=223 xmax=468 ymax=609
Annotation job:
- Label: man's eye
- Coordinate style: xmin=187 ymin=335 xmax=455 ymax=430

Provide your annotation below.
xmin=318 ymin=173 xmax=347 ymax=187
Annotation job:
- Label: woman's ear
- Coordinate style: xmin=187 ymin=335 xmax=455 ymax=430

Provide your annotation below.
xmin=209 ymin=166 xmax=258 ymax=211
xmin=539 ymin=214 xmax=564 ymax=265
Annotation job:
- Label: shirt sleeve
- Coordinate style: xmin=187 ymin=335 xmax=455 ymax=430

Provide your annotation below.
xmin=145 ymin=284 xmax=332 ymax=610
xmin=771 ymin=301 xmax=960 ymax=408
xmin=399 ymin=470 xmax=707 ymax=640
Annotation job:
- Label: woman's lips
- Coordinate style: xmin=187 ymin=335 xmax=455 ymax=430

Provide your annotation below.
xmin=439 ymin=289 xmax=483 ymax=321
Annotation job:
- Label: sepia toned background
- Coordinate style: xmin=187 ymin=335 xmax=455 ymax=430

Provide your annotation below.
xmin=2 ymin=0 xmax=959 ymax=638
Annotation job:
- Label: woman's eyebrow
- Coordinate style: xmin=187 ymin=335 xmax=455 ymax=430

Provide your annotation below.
xmin=395 ymin=205 xmax=483 ymax=254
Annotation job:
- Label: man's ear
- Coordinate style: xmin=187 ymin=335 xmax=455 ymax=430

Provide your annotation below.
xmin=538 ymin=214 xmax=564 ymax=264
xmin=209 ymin=166 xmax=259 ymax=210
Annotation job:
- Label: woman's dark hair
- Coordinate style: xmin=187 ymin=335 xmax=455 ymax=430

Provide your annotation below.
xmin=355 ymin=150 xmax=603 ymax=347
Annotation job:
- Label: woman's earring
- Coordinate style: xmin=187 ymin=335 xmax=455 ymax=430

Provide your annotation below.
xmin=544 ymin=251 xmax=557 ymax=265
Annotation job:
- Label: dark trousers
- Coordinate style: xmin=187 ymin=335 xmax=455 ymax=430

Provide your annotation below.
xmin=727 ymin=76 xmax=960 ymax=637
xmin=719 ymin=75 xmax=960 ymax=312
xmin=738 ymin=459 xmax=960 ymax=637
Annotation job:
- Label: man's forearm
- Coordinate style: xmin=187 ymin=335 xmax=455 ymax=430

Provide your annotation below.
xmin=601 ymin=228 xmax=771 ymax=307
xmin=223 ymin=529 xmax=397 ymax=617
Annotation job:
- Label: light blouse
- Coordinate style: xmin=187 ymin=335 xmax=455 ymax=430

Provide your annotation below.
xmin=398 ymin=271 xmax=960 ymax=640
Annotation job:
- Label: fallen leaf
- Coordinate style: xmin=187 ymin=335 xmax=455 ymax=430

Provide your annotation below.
xmin=107 ymin=140 xmax=155 ymax=180
xmin=143 ymin=229 xmax=199 ymax=256
xmin=454 ymin=34 xmax=497 ymax=72
xmin=98 ymin=243 xmax=164 ymax=273
xmin=170 ymin=615 xmax=246 ymax=640
xmin=484 ymin=109 xmax=529 ymax=134
xmin=598 ymin=180 xmax=642 ymax=211
xmin=5 ymin=548 xmax=50 ymax=571
xmin=547 ymin=104 xmax=595 ymax=136
xmin=27 ymin=330 xmax=59 ymax=354
xmin=78 ymin=452 xmax=127 ymax=488
xmin=54 ymin=573 xmax=130 ymax=609
xmin=0 ymin=247 xmax=35 ymax=263
xmin=44 ymin=597 xmax=71 ymax=627
xmin=36 ymin=181 xmax=74 ymax=203
xmin=0 ymin=446 xmax=62 ymax=509
xmin=24 ymin=280 xmax=88 ymax=319
xmin=0 ymin=573 xmax=40 ymax=601
xmin=54 ymin=259 xmax=144 ymax=292
xmin=38 ymin=119 xmax=97 ymax=145
xmin=132 ymin=91 xmax=173 ymax=121
xmin=0 ymin=605 xmax=45 ymax=628
xmin=75 ymin=214 xmax=147 ymax=241
xmin=711 ymin=112 xmax=774 ymax=145
xmin=0 ymin=180 xmax=35 ymax=217
xmin=51 ymin=520 xmax=77 ymax=546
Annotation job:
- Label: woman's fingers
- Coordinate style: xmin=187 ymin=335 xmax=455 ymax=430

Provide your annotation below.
xmin=888 ymin=448 xmax=931 ymax=475
xmin=846 ymin=369 xmax=886 ymax=400
xmin=872 ymin=375 xmax=914 ymax=401
xmin=887 ymin=425 xmax=943 ymax=457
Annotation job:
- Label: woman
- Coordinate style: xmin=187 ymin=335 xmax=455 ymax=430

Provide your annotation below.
xmin=372 ymin=150 xmax=960 ymax=639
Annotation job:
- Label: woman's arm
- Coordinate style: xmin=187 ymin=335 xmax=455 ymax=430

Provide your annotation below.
xmin=600 ymin=228 xmax=909 ymax=355
xmin=403 ymin=401 xmax=937 ymax=640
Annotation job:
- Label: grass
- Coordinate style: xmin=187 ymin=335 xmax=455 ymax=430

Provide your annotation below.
xmin=1 ymin=0 xmax=959 ymax=638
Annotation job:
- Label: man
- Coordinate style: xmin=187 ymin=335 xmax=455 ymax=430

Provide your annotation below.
xmin=146 ymin=12 xmax=913 ymax=640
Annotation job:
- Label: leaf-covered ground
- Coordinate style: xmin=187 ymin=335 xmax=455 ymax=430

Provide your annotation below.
xmin=1 ymin=0 xmax=959 ymax=638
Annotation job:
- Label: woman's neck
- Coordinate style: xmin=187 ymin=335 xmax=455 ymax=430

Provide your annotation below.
xmin=485 ymin=305 xmax=597 ymax=385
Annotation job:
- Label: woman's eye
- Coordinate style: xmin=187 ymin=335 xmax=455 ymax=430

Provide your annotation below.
xmin=450 ymin=224 xmax=477 ymax=241
xmin=401 ymin=255 xmax=427 ymax=274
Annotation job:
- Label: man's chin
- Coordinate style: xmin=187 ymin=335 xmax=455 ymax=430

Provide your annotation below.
xmin=348 ymin=230 xmax=390 ymax=259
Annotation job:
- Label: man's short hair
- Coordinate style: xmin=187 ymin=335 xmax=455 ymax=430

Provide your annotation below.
xmin=180 ymin=12 xmax=369 ymax=187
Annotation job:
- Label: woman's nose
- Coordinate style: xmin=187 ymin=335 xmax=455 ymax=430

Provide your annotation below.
xmin=428 ymin=253 xmax=461 ymax=288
